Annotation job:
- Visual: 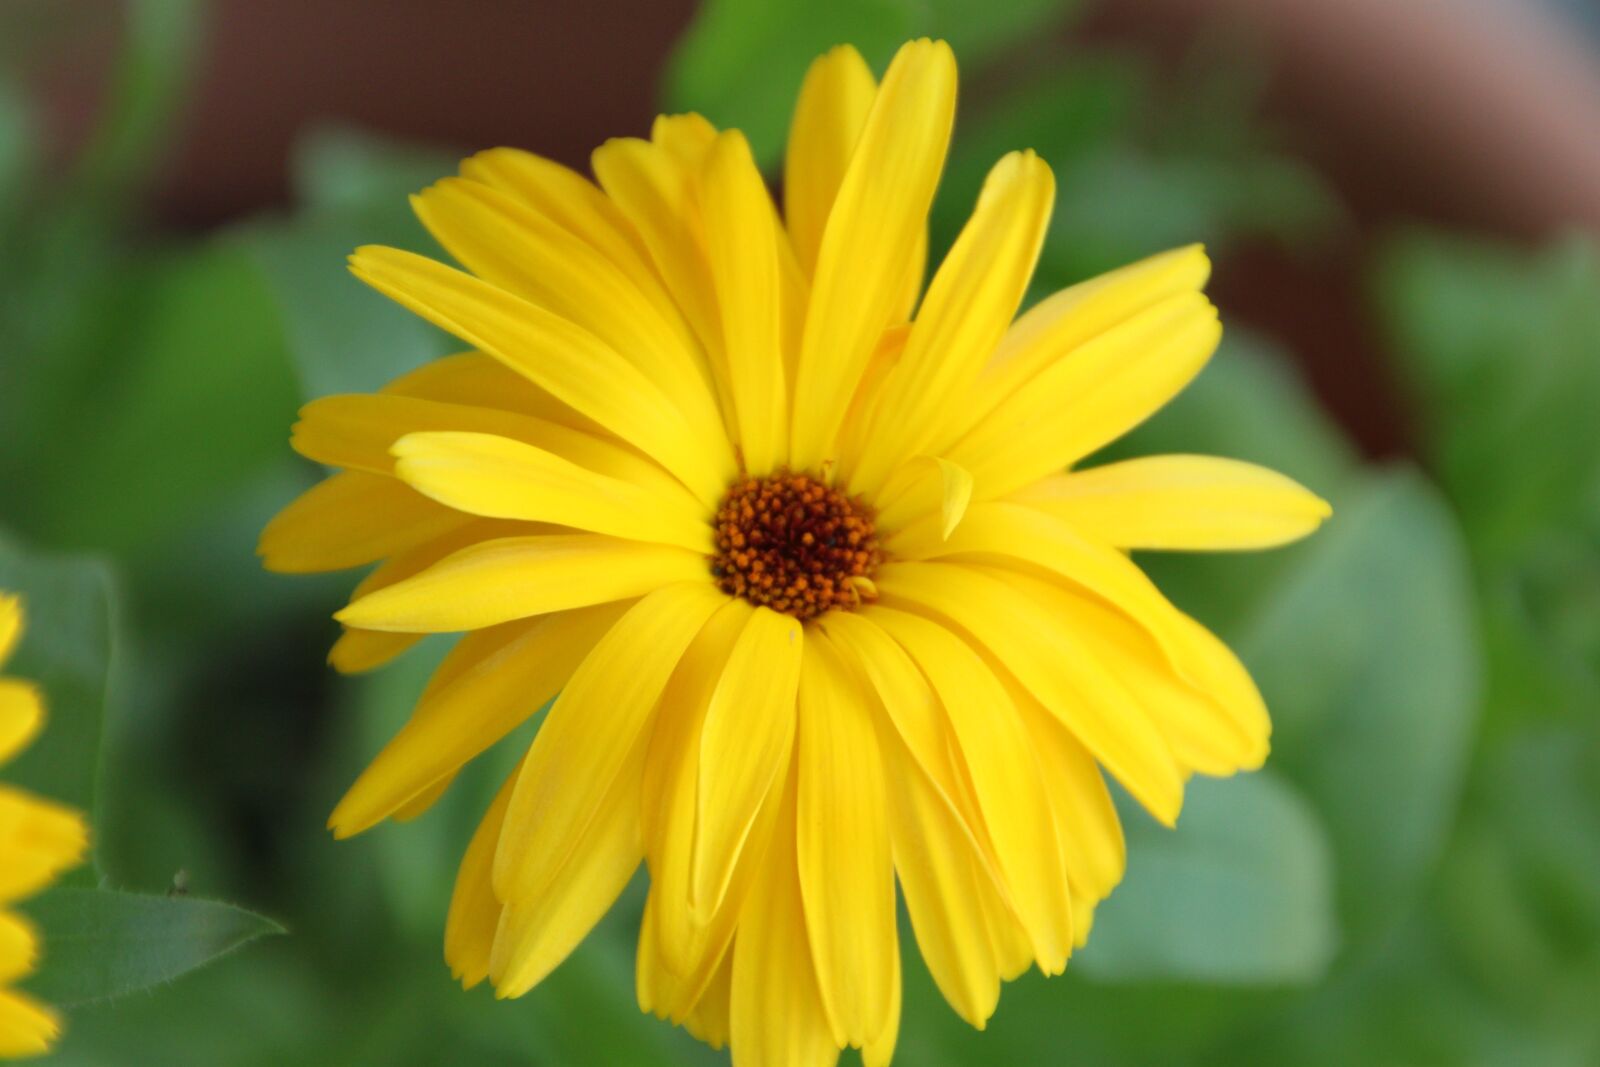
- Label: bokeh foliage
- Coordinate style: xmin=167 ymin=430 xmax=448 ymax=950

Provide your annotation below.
xmin=0 ymin=0 xmax=1596 ymax=1063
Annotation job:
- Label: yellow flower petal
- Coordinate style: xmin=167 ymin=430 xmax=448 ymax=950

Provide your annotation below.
xmin=335 ymin=534 xmax=707 ymax=634
xmin=329 ymin=604 xmax=627 ymax=838
xmin=591 ymin=136 xmax=725 ymax=380
xmin=790 ymin=39 xmax=957 ymax=470
xmin=871 ymin=455 xmax=973 ymax=539
xmin=794 ymin=630 xmax=897 ymax=1048
xmin=848 ymin=150 xmax=1054 ymax=493
xmin=881 ymin=735 xmax=1002 ymax=1027
xmin=0 ymin=987 xmax=59 ymax=1059
xmin=391 ymin=431 xmax=711 ymax=552
xmin=937 ymin=243 xmax=1212 ymax=450
xmin=291 ymin=392 xmax=688 ymax=506
xmin=784 ymin=45 xmax=877 ymax=278
xmin=0 ymin=909 xmax=38 ymax=985
xmin=1010 ymin=678 xmax=1126 ymax=904
xmin=492 ymin=584 xmax=726 ymax=905
xmin=0 ymin=786 xmax=89 ymax=903
xmin=949 ymin=291 xmax=1222 ymax=500
xmin=869 ymin=607 xmax=1073 ymax=974
xmin=1013 ymin=454 xmax=1333 ymax=550
xmin=348 ymin=246 xmax=735 ymax=506
xmin=258 ymin=470 xmax=466 ymax=575
xmin=443 ymin=757 xmax=517 ymax=989
xmin=0 ymin=595 xmax=20 ymax=666
xmin=382 ymin=350 xmax=604 ymax=432
xmin=0 ymin=680 xmax=44 ymax=767
xmin=700 ymin=131 xmax=790 ymax=474
xmin=459 ymin=148 xmax=659 ymax=297
xmin=875 ymin=561 xmax=1185 ymax=825
xmin=680 ymin=949 xmax=733 ymax=1051
xmin=411 ymin=177 xmax=721 ymax=433
xmin=729 ymin=774 xmax=838 ymax=1067
xmin=987 ymin=565 xmax=1267 ymax=776
xmin=691 ymin=607 xmax=803 ymax=920
xmin=490 ymin=737 xmax=646 ymax=999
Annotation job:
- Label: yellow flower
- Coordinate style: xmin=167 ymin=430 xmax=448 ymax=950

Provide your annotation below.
xmin=262 ymin=38 xmax=1330 ymax=1064
xmin=0 ymin=595 xmax=90 ymax=1060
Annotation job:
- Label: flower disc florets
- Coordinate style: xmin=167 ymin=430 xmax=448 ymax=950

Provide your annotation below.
xmin=711 ymin=470 xmax=882 ymax=621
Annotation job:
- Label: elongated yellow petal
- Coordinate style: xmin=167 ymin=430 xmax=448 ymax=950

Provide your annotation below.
xmin=444 ymin=757 xmax=518 ymax=989
xmin=869 ymin=608 xmax=1072 ymax=973
xmin=492 ymin=584 xmax=726 ymax=902
xmin=330 ymin=604 xmax=626 ymax=837
xmin=790 ymin=39 xmax=957 ymax=469
xmin=729 ymin=774 xmax=839 ymax=1067
xmin=0 ymin=910 xmax=38 ymax=985
xmin=0 ymin=680 xmax=43 ymax=766
xmin=349 ymin=246 xmax=734 ymax=505
xmin=490 ymin=737 xmax=646 ymax=998
xmin=692 ymin=607 xmax=803 ymax=919
xmin=335 ymin=534 xmax=706 ymax=633
xmin=936 ymin=243 xmax=1212 ymax=450
xmin=681 ymin=949 xmax=733 ymax=1051
xmin=291 ymin=392 xmax=689 ymax=507
xmin=653 ymin=112 xmax=719 ymax=166
xmin=591 ymin=136 xmax=725 ymax=385
xmin=258 ymin=470 xmax=466 ymax=574
xmin=882 ymin=731 xmax=1003 ymax=1028
xmin=0 ymin=595 xmax=21 ymax=665
xmin=0 ymin=987 xmax=59 ymax=1059
xmin=1013 ymin=454 xmax=1332 ymax=550
xmin=640 ymin=599 xmax=749 ymax=962
xmin=872 ymin=455 xmax=973 ymax=538
xmin=0 ymin=787 xmax=88 ymax=903
xmin=849 ymin=150 xmax=1054 ymax=493
xmin=950 ymin=292 xmax=1221 ymax=499
xmin=1010 ymin=681 xmax=1126 ymax=904
xmin=700 ymin=131 xmax=789 ymax=474
xmin=875 ymin=561 xmax=1184 ymax=824
xmin=459 ymin=149 xmax=659 ymax=295
xmin=412 ymin=177 xmax=720 ymax=432
xmin=784 ymin=45 xmax=877 ymax=278
xmin=996 ymin=567 xmax=1267 ymax=776
xmin=391 ymin=432 xmax=711 ymax=552
xmin=382 ymin=350 xmax=606 ymax=434
xmin=325 ymin=518 xmax=526 ymax=673
xmin=893 ymin=498 xmax=1270 ymax=773
xmin=795 ymin=631 xmax=897 ymax=1048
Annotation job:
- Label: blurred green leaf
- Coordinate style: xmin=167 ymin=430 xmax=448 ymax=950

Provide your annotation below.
xmin=1375 ymin=233 xmax=1600 ymax=562
xmin=1079 ymin=772 xmax=1338 ymax=985
xmin=23 ymin=888 xmax=284 ymax=1007
xmin=239 ymin=127 xmax=457 ymax=399
xmin=0 ymin=534 xmax=114 ymax=882
xmin=16 ymin=243 xmax=299 ymax=560
xmin=1238 ymin=468 xmax=1480 ymax=945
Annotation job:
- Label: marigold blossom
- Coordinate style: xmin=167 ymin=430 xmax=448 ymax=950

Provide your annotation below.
xmin=262 ymin=38 xmax=1330 ymax=1065
xmin=0 ymin=595 xmax=90 ymax=1060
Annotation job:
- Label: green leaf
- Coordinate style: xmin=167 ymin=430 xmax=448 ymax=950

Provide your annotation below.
xmin=1076 ymin=772 xmax=1338 ymax=985
xmin=22 ymin=888 xmax=285 ymax=1007
xmin=16 ymin=243 xmax=300 ymax=559
xmin=238 ymin=127 xmax=457 ymax=400
xmin=1236 ymin=468 xmax=1480 ymax=944
xmin=0 ymin=534 xmax=114 ymax=877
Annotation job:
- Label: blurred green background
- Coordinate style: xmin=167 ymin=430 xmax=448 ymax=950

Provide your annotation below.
xmin=2 ymin=0 xmax=1598 ymax=1063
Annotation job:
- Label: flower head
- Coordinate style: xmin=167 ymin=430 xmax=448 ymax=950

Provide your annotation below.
xmin=262 ymin=38 xmax=1330 ymax=1064
xmin=0 ymin=594 xmax=90 ymax=1059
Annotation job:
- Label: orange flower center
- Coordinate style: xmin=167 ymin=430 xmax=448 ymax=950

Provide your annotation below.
xmin=711 ymin=470 xmax=882 ymax=621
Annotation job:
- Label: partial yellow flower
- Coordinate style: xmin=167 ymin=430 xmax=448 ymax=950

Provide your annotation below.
xmin=262 ymin=38 xmax=1330 ymax=1065
xmin=0 ymin=594 xmax=90 ymax=1060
